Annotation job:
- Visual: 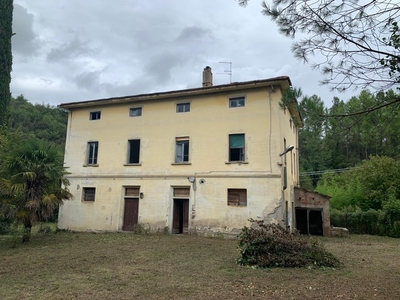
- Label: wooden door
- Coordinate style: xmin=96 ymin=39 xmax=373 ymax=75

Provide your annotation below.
xmin=172 ymin=199 xmax=189 ymax=234
xmin=122 ymin=198 xmax=139 ymax=231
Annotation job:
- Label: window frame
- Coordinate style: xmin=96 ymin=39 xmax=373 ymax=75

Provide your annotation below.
xmin=229 ymin=134 xmax=245 ymax=162
xmin=129 ymin=107 xmax=142 ymax=117
xmin=175 ymin=137 xmax=190 ymax=163
xmin=227 ymin=188 xmax=247 ymax=206
xmin=87 ymin=141 xmax=99 ymax=165
xmin=176 ymin=102 xmax=190 ymax=113
xmin=89 ymin=111 xmax=101 ymax=120
xmin=229 ymin=96 xmax=245 ymax=108
xmin=127 ymin=139 xmax=141 ymax=165
xmin=83 ymin=187 xmax=96 ymax=202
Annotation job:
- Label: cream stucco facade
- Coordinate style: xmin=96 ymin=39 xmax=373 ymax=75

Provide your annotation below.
xmin=58 ymin=71 xmax=301 ymax=236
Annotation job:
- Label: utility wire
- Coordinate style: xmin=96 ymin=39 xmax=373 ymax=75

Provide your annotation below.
xmin=299 ymin=167 xmax=360 ymax=177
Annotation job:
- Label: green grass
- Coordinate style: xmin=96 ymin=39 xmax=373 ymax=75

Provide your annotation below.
xmin=1 ymin=230 xmax=400 ymax=299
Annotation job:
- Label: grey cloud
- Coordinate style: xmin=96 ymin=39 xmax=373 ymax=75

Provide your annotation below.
xmin=74 ymin=71 xmax=101 ymax=90
xmin=47 ymin=37 xmax=96 ymax=62
xmin=176 ymin=26 xmax=213 ymax=43
xmin=144 ymin=52 xmax=182 ymax=84
xmin=12 ymin=4 xmax=40 ymax=56
xmin=140 ymin=26 xmax=214 ymax=85
xmin=101 ymin=78 xmax=155 ymax=98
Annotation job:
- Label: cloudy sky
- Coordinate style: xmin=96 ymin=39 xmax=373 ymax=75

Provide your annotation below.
xmin=11 ymin=0 xmax=354 ymax=107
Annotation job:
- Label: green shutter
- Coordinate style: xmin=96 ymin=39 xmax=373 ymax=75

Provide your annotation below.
xmin=229 ymin=134 xmax=244 ymax=148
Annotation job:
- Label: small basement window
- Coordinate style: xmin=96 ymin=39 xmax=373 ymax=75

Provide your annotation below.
xmin=129 ymin=107 xmax=142 ymax=117
xmin=229 ymin=96 xmax=245 ymax=108
xmin=227 ymin=189 xmax=247 ymax=206
xmin=176 ymin=102 xmax=190 ymax=113
xmin=90 ymin=111 xmax=101 ymax=120
xmin=83 ymin=187 xmax=96 ymax=201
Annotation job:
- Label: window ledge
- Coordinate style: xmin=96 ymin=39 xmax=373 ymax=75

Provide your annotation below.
xmin=171 ymin=162 xmax=192 ymax=165
xmin=124 ymin=163 xmax=142 ymax=166
xmin=225 ymin=161 xmax=248 ymax=165
xmin=83 ymin=164 xmax=99 ymax=167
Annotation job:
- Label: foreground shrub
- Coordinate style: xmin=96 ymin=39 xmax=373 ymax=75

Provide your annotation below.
xmin=237 ymin=220 xmax=340 ymax=268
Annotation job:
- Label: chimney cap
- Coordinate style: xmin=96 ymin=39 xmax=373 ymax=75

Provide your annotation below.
xmin=202 ymin=66 xmax=213 ymax=87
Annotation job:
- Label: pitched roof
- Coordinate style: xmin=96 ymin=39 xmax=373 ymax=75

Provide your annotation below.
xmin=59 ymin=76 xmax=292 ymax=109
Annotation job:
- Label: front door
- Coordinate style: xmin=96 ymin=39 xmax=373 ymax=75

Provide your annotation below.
xmin=172 ymin=199 xmax=189 ymax=234
xmin=122 ymin=198 xmax=139 ymax=231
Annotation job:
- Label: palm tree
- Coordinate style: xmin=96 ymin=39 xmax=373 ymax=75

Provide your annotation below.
xmin=0 ymin=138 xmax=72 ymax=242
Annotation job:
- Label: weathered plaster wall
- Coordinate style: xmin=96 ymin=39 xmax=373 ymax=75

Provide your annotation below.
xmin=58 ymin=84 xmax=299 ymax=234
xmin=58 ymin=176 xmax=283 ymax=235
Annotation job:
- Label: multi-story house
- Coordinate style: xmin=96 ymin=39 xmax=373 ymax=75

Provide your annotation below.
xmin=58 ymin=67 xmax=303 ymax=236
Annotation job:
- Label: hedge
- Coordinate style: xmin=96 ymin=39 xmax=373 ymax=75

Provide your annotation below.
xmin=330 ymin=208 xmax=400 ymax=238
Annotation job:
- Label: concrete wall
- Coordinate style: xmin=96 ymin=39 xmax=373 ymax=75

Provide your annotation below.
xmin=58 ymin=83 xmax=299 ymax=235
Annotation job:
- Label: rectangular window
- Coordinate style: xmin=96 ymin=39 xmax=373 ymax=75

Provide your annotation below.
xmin=90 ymin=111 xmax=101 ymax=120
xmin=176 ymin=102 xmax=190 ymax=113
xmin=83 ymin=187 xmax=96 ymax=201
xmin=128 ymin=139 xmax=140 ymax=164
xmin=229 ymin=134 xmax=245 ymax=162
xmin=227 ymin=189 xmax=247 ymax=206
xmin=129 ymin=107 xmax=142 ymax=117
xmin=175 ymin=137 xmax=189 ymax=163
xmin=229 ymin=96 xmax=245 ymax=108
xmin=87 ymin=141 xmax=98 ymax=165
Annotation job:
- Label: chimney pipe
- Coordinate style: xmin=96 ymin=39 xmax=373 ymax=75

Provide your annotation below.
xmin=202 ymin=66 xmax=213 ymax=87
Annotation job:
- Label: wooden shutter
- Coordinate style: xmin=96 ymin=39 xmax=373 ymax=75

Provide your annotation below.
xmin=83 ymin=188 xmax=96 ymax=201
xmin=228 ymin=189 xmax=247 ymax=206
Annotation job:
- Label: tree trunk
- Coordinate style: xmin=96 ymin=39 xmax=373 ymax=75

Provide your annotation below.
xmin=22 ymin=219 xmax=32 ymax=243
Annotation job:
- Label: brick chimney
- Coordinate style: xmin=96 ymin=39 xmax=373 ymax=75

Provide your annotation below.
xmin=202 ymin=66 xmax=213 ymax=87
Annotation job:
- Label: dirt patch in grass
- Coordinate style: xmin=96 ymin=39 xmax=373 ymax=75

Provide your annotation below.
xmin=1 ymin=232 xmax=399 ymax=299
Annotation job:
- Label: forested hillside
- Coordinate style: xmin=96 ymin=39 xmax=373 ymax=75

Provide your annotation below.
xmin=7 ymin=95 xmax=67 ymax=148
xmin=299 ymin=89 xmax=400 ymax=189
xmin=297 ymin=89 xmax=400 ymax=236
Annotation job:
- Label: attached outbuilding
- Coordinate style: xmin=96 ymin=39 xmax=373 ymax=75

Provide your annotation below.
xmin=294 ymin=187 xmax=331 ymax=237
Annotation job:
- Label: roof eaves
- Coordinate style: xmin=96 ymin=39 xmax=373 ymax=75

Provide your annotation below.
xmin=59 ymin=76 xmax=292 ymax=109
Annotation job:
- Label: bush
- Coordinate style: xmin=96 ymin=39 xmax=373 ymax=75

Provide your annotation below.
xmin=0 ymin=214 xmax=12 ymax=235
xmin=237 ymin=220 xmax=340 ymax=268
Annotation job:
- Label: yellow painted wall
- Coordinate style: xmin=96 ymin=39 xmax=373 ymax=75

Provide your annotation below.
xmin=58 ymin=84 xmax=299 ymax=235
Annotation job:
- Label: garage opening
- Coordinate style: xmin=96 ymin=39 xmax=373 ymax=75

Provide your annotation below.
xmin=295 ymin=208 xmax=323 ymax=236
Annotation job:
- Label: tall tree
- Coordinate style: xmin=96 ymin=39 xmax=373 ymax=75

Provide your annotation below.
xmin=298 ymin=95 xmax=329 ymax=187
xmin=238 ymin=0 xmax=400 ymax=117
xmin=0 ymin=0 xmax=13 ymax=127
xmin=238 ymin=0 xmax=400 ymax=91
xmin=0 ymin=139 xmax=72 ymax=242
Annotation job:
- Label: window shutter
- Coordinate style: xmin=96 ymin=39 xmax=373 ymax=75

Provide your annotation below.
xmin=228 ymin=189 xmax=247 ymax=206
xmin=229 ymin=134 xmax=244 ymax=148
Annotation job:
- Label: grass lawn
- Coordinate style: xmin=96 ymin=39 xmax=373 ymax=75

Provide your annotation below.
xmin=1 ymin=229 xmax=400 ymax=299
